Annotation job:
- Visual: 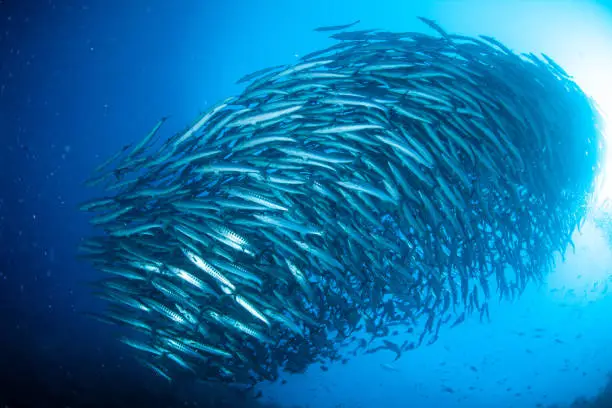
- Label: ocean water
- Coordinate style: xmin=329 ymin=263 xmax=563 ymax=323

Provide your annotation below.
xmin=2 ymin=1 xmax=612 ymax=407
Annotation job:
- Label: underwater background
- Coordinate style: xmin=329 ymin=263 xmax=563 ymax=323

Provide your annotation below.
xmin=2 ymin=1 xmax=612 ymax=407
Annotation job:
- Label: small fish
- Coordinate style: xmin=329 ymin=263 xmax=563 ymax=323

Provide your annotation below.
xmin=380 ymin=363 xmax=400 ymax=372
xmin=314 ymin=20 xmax=361 ymax=32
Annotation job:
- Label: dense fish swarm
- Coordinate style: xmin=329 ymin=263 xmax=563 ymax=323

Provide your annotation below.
xmin=79 ymin=18 xmax=604 ymax=385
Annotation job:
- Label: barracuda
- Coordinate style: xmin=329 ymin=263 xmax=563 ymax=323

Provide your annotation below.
xmin=173 ymin=97 xmax=236 ymax=148
xmin=211 ymin=260 xmax=263 ymax=286
xmin=313 ymin=123 xmax=384 ymax=134
xmin=205 ymin=229 xmax=255 ymax=257
xmin=168 ymin=149 xmax=223 ymax=170
xmin=285 ymin=259 xmax=315 ymax=302
xmin=109 ymin=222 xmax=164 ymax=237
xmin=80 ymin=17 xmax=602 ymax=388
xmin=224 ymin=188 xmax=289 ymax=212
xmin=277 ymin=147 xmax=354 ymax=164
xmin=183 ymin=249 xmax=236 ymax=292
xmin=228 ymin=104 xmax=304 ymax=127
xmin=253 ymin=214 xmax=323 ymax=236
xmin=169 ymin=265 xmax=215 ymax=294
xmin=183 ymin=339 xmax=233 ymax=358
xmin=196 ymin=163 xmax=260 ymax=174
xmin=120 ymin=337 xmax=163 ymax=356
xmin=234 ymin=294 xmax=271 ymax=327
xmin=89 ymin=205 xmax=134 ymax=225
xmin=335 ymin=180 xmax=397 ymax=204
xmin=234 ymin=135 xmax=297 ymax=151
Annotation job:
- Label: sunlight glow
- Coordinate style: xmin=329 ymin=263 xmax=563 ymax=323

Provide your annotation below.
xmin=575 ymin=77 xmax=612 ymax=211
xmin=559 ymin=20 xmax=612 ymax=212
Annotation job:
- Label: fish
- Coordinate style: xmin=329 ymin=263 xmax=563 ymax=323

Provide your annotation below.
xmin=125 ymin=117 xmax=168 ymax=161
xmin=314 ymin=20 xmax=361 ymax=32
xmin=79 ymin=17 xmax=603 ymax=389
xmin=380 ymin=363 xmax=401 ymax=372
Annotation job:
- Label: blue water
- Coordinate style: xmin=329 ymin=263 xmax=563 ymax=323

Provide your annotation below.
xmin=2 ymin=1 xmax=612 ymax=407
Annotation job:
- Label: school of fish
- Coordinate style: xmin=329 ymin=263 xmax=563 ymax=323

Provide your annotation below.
xmin=78 ymin=18 xmax=605 ymax=386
